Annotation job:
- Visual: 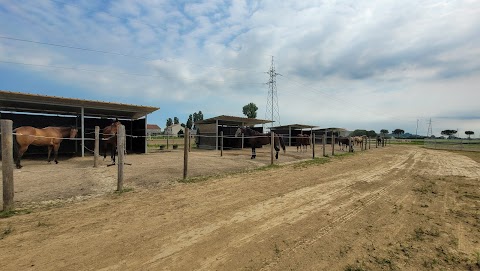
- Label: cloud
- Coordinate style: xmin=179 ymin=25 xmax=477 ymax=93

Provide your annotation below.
xmin=0 ymin=0 xmax=478 ymax=133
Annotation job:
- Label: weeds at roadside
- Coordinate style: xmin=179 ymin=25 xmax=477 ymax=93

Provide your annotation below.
xmin=0 ymin=208 xmax=32 ymax=218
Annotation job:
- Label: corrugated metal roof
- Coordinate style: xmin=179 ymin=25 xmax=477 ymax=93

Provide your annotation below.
xmin=195 ymin=115 xmax=273 ymax=126
xmin=271 ymin=124 xmax=318 ymax=130
xmin=0 ymin=90 xmax=159 ymax=119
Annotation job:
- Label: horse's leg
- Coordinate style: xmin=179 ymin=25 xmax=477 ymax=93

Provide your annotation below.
xmin=103 ymin=142 xmax=107 ymax=161
xmin=251 ymin=147 xmax=256 ymax=159
xmin=47 ymin=145 xmax=53 ymax=163
xmin=274 ymin=144 xmax=280 ymax=159
xmin=53 ymin=144 xmax=60 ymax=164
xmin=16 ymin=146 xmax=28 ymax=169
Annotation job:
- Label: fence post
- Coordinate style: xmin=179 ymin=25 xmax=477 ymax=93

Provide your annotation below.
xmin=368 ymin=136 xmax=371 ymax=149
xmin=331 ymin=132 xmax=335 ymax=156
xmin=220 ymin=131 xmax=223 ymax=157
xmin=312 ymin=133 xmax=315 ymax=159
xmin=1 ymin=119 xmax=14 ymax=211
xmin=167 ymin=134 xmax=169 ymax=149
xmin=323 ymin=133 xmax=326 ymax=157
xmin=183 ymin=128 xmax=189 ymax=180
xmin=271 ymin=131 xmax=274 ymax=165
xmin=94 ymin=126 xmax=99 ymax=168
xmin=117 ymin=125 xmax=125 ymax=191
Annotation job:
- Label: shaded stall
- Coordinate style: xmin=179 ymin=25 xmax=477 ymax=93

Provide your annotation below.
xmin=0 ymin=90 xmax=159 ymax=157
xmin=194 ymin=115 xmax=272 ymax=150
xmin=270 ymin=124 xmax=318 ymax=146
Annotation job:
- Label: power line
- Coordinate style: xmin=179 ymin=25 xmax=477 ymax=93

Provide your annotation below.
xmin=0 ymin=59 xmax=265 ymax=85
xmin=265 ymin=56 xmax=280 ymax=128
xmin=0 ymin=35 xmax=261 ymax=72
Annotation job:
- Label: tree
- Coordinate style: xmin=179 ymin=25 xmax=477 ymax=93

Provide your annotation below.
xmin=380 ymin=129 xmax=389 ymax=136
xmin=465 ymin=131 xmax=474 ymax=139
xmin=242 ymin=102 xmax=258 ymax=118
xmin=166 ymin=118 xmax=173 ymax=127
xmin=393 ymin=129 xmax=405 ymax=138
xmin=441 ymin=130 xmax=457 ymax=138
xmin=349 ymin=129 xmax=367 ymax=137
xmin=174 ymin=117 xmax=179 ymax=124
xmin=186 ymin=114 xmax=193 ymax=129
xmin=181 ymin=123 xmax=186 ymax=128
xmin=367 ymin=130 xmax=377 ymax=138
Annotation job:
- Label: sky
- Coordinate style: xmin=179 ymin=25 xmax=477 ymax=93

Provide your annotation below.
xmin=0 ymin=0 xmax=479 ymax=137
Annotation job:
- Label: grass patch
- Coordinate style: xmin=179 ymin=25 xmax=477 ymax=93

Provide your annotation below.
xmin=255 ymin=164 xmax=283 ymax=171
xmin=293 ymin=157 xmax=330 ymax=169
xmin=0 ymin=208 xmax=32 ymax=218
xmin=414 ymin=227 xmax=440 ymax=241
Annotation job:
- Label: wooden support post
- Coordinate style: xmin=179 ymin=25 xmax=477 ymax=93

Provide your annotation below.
xmin=323 ymin=133 xmax=326 ymax=157
xmin=1 ymin=120 xmax=14 ymax=211
xmin=331 ymin=133 xmax=335 ymax=156
xmin=312 ymin=133 xmax=315 ymax=159
xmin=183 ymin=128 xmax=189 ymax=180
xmin=94 ymin=126 xmax=99 ymax=168
xmin=368 ymin=136 xmax=371 ymax=149
xmin=271 ymin=131 xmax=274 ymax=165
xmin=241 ymin=133 xmax=244 ymax=149
xmin=220 ymin=131 xmax=223 ymax=157
xmin=117 ymin=125 xmax=125 ymax=191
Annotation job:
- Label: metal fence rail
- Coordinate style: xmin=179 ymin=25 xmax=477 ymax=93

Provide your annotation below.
xmin=424 ymin=139 xmax=480 ymax=152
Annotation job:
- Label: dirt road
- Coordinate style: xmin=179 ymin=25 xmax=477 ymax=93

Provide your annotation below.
xmin=0 ymin=145 xmax=479 ymax=270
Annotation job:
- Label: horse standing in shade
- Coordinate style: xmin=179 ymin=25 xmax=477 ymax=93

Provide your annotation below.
xmin=296 ymin=134 xmax=310 ymax=152
xmin=103 ymin=120 xmax=121 ymax=164
xmin=13 ymin=126 xmax=78 ymax=169
xmin=337 ymin=136 xmax=354 ymax=152
xmin=235 ymin=127 xmax=286 ymax=159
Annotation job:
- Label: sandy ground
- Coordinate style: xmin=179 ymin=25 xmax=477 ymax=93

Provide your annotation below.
xmin=0 ymin=145 xmax=479 ymax=270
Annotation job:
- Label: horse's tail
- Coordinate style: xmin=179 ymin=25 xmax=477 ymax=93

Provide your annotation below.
xmin=279 ymin=136 xmax=286 ymax=153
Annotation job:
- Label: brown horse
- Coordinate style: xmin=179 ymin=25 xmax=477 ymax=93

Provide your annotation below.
xmin=235 ymin=127 xmax=285 ymax=159
xmin=336 ymin=136 xmax=354 ymax=152
xmin=296 ymin=134 xmax=310 ymax=152
xmin=102 ymin=121 xmax=121 ymax=164
xmin=13 ymin=126 xmax=78 ymax=169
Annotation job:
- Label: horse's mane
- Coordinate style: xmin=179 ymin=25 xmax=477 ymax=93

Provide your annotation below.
xmin=243 ymin=127 xmax=263 ymax=136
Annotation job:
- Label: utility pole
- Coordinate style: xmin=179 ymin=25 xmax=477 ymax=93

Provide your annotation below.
xmin=415 ymin=119 xmax=419 ymax=139
xmin=426 ymin=118 xmax=433 ymax=137
xmin=265 ymin=56 xmax=281 ymax=130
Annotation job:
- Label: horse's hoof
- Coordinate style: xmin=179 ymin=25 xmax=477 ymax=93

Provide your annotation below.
xmin=16 ymin=165 xmax=22 ymax=169
xmin=55 ymin=161 xmax=59 ymax=164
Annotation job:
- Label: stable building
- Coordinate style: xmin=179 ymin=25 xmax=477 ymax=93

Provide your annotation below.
xmin=0 ymin=90 xmax=159 ymax=156
xmin=270 ymin=124 xmax=318 ymax=146
xmin=194 ymin=115 xmax=272 ymax=150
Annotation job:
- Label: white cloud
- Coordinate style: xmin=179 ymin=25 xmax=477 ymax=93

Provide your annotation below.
xmin=0 ymin=0 xmax=478 ymax=134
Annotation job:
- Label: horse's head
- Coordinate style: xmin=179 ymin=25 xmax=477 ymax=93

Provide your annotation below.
xmin=70 ymin=127 xmax=78 ymax=138
xmin=235 ymin=127 xmax=245 ymax=137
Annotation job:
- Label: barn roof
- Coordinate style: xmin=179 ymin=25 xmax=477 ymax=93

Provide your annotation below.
xmin=270 ymin=124 xmax=318 ymax=130
xmin=0 ymin=90 xmax=159 ymax=119
xmin=195 ymin=115 xmax=273 ymax=126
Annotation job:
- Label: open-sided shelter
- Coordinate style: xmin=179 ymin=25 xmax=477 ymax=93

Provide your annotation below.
xmin=194 ymin=115 xmax=272 ymax=150
xmin=270 ymin=124 xmax=318 ymax=146
xmin=0 ymin=90 xmax=159 ymax=157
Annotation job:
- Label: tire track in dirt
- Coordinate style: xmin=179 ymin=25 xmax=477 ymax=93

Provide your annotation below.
xmin=150 ymin=149 xmax=420 ymax=270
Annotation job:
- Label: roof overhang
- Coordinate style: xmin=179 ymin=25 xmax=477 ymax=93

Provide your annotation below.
xmin=0 ymin=90 xmax=159 ymax=119
xmin=195 ymin=115 xmax=273 ymax=126
xmin=270 ymin=124 xmax=318 ymax=130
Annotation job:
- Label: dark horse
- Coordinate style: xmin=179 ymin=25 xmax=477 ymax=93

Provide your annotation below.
xmin=13 ymin=126 xmax=78 ymax=169
xmin=103 ymin=121 xmax=121 ymax=164
xmin=296 ymin=134 xmax=310 ymax=152
xmin=235 ymin=127 xmax=286 ymax=159
xmin=336 ymin=136 xmax=354 ymax=152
